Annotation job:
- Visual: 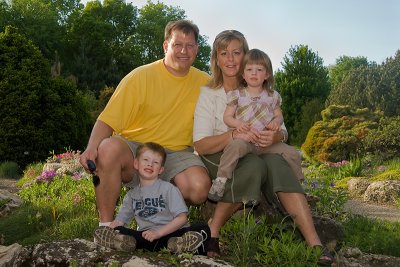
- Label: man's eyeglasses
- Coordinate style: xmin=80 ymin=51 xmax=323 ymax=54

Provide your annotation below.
xmin=87 ymin=160 xmax=100 ymax=187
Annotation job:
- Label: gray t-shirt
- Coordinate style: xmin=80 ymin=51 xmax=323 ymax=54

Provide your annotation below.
xmin=116 ymin=179 xmax=188 ymax=231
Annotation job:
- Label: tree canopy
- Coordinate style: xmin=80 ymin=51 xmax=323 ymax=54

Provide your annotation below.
xmin=275 ymin=45 xmax=330 ymax=145
xmin=0 ymin=26 xmax=92 ymax=167
xmin=1 ymin=0 xmax=211 ymax=93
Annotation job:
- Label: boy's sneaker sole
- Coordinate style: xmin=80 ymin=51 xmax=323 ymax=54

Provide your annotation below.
xmin=167 ymin=231 xmax=204 ymax=253
xmin=94 ymin=226 xmax=136 ymax=252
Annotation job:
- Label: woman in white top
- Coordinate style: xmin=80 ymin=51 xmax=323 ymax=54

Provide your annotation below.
xmin=193 ymin=30 xmax=333 ymax=266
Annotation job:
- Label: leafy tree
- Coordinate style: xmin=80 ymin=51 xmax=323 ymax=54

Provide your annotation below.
xmin=378 ymin=50 xmax=400 ymax=116
xmin=124 ymin=1 xmax=210 ymax=72
xmin=328 ymin=56 xmax=369 ymax=92
xmin=0 ymin=1 xmax=12 ymax=31
xmin=326 ymin=56 xmax=370 ymax=107
xmin=3 ymin=0 xmax=68 ymax=61
xmin=275 ymin=45 xmax=330 ymax=145
xmin=65 ymin=0 xmax=138 ymax=92
xmin=329 ymin=64 xmax=381 ymax=113
xmin=0 ymin=27 xmax=92 ymax=168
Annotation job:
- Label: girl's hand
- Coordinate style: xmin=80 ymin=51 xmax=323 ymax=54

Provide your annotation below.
xmin=266 ymin=120 xmax=280 ymax=131
xmin=237 ymin=122 xmax=251 ymax=133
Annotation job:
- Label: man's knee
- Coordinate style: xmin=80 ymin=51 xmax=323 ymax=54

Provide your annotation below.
xmin=174 ymin=167 xmax=210 ymax=204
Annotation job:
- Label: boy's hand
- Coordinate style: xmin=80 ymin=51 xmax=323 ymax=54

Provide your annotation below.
xmin=142 ymin=229 xmax=161 ymax=242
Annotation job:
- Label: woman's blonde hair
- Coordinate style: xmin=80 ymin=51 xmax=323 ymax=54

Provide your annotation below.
xmin=207 ymin=30 xmax=249 ymax=89
xmin=239 ymin=49 xmax=274 ymax=93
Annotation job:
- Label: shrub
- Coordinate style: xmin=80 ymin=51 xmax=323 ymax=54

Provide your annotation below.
xmin=302 ymin=105 xmax=380 ymax=163
xmin=371 ymin=169 xmax=400 ymax=182
xmin=0 ymin=161 xmax=20 ymax=179
xmin=363 ymin=116 xmax=400 ymax=161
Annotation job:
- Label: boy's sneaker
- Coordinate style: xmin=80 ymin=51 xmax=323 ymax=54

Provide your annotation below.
xmin=167 ymin=231 xmax=204 ymax=253
xmin=94 ymin=226 xmax=136 ymax=252
xmin=208 ymin=177 xmax=227 ymax=202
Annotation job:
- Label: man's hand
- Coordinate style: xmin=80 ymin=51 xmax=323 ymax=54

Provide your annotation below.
xmin=79 ymin=147 xmax=98 ymax=171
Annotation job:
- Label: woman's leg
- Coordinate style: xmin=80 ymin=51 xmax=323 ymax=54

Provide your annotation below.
xmin=201 ymin=152 xmax=265 ymax=256
xmin=209 ymin=202 xmax=242 ymax=237
xmin=276 ymin=192 xmax=322 ymax=246
xmin=207 ymin=202 xmax=242 ymax=256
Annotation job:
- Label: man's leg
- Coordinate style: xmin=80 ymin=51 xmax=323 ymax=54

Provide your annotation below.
xmin=173 ymin=166 xmax=210 ymax=204
xmin=95 ymin=136 xmax=135 ymax=223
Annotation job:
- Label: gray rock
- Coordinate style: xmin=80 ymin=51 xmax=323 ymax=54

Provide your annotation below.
xmin=0 ymin=189 xmax=23 ymax=219
xmin=5 ymin=239 xmax=233 ymax=267
xmin=338 ymin=247 xmax=400 ymax=267
xmin=348 ymin=178 xmax=371 ymax=197
xmin=363 ymin=180 xmax=400 ymax=204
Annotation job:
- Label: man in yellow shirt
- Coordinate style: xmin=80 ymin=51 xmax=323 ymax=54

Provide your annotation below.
xmin=79 ymin=20 xmax=210 ymax=228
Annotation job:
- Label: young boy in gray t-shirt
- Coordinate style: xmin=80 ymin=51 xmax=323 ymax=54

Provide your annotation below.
xmin=94 ymin=142 xmax=210 ymax=254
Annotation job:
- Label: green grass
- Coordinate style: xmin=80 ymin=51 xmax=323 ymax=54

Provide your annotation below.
xmin=343 ymin=215 xmax=400 ymax=257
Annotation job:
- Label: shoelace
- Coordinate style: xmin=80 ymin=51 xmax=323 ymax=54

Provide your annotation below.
xmin=197 ymin=229 xmax=208 ymax=254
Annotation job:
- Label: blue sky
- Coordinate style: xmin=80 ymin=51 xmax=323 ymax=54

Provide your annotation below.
xmin=84 ymin=0 xmax=400 ymax=70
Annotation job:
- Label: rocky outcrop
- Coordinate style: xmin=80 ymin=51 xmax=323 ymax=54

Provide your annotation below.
xmin=347 ymin=178 xmax=400 ymax=206
xmin=0 ymin=189 xmax=23 ymax=218
xmin=363 ymin=180 xmax=400 ymax=204
xmin=338 ymin=247 xmax=400 ymax=267
xmin=0 ymin=239 xmax=233 ymax=267
xmin=348 ymin=178 xmax=371 ymax=197
xmin=3 ymin=240 xmax=400 ymax=267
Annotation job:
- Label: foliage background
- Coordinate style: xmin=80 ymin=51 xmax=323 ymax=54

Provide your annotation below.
xmin=0 ymin=0 xmax=399 ymax=168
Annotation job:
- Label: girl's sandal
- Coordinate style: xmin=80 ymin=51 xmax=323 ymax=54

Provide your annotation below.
xmin=206 ymin=237 xmax=220 ymax=257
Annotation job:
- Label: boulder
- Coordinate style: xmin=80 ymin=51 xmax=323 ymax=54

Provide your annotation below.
xmin=363 ymin=180 xmax=400 ymax=205
xmin=0 ymin=189 xmax=23 ymax=219
xmin=338 ymin=247 xmax=400 ymax=267
xmin=348 ymin=178 xmax=371 ymax=197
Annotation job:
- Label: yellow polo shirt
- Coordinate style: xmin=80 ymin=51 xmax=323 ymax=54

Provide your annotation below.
xmin=98 ymin=59 xmax=210 ymax=151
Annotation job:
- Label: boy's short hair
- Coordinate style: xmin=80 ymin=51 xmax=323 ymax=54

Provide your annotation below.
xmin=164 ymin=20 xmax=199 ymax=43
xmin=136 ymin=142 xmax=167 ymax=166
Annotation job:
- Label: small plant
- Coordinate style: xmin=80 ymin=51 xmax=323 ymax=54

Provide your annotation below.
xmin=303 ymin=179 xmax=348 ymax=220
xmin=255 ymin=223 xmax=320 ymax=266
xmin=0 ymin=198 xmax=11 ymax=209
xmin=0 ymin=161 xmax=20 ymax=179
xmin=338 ymin=157 xmax=362 ymax=178
xmin=221 ymin=206 xmax=267 ymax=266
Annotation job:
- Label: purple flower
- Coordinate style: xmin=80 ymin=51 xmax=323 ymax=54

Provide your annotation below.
xmin=37 ymin=170 xmax=57 ymax=182
xmin=72 ymin=172 xmax=82 ymax=180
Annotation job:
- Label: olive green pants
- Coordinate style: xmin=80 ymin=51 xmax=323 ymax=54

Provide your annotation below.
xmin=201 ymin=152 xmax=304 ymax=208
